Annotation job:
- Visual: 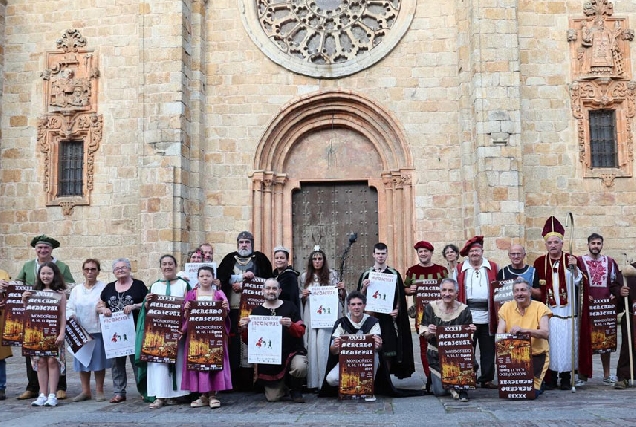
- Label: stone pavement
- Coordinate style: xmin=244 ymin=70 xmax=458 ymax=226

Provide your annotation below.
xmin=2 ymin=334 xmax=636 ymax=427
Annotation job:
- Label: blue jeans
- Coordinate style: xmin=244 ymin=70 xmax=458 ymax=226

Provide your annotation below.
xmin=0 ymin=359 xmax=6 ymax=390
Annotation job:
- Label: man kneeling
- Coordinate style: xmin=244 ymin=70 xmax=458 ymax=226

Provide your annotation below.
xmin=239 ymin=278 xmax=307 ymax=402
xmin=323 ymin=291 xmax=383 ymax=388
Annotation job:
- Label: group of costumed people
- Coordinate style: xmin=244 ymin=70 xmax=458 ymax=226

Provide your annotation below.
xmin=3 ymin=216 xmax=636 ymax=407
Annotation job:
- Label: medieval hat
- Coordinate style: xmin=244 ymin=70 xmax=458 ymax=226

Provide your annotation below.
xmin=459 ymin=236 xmax=484 ymax=257
xmin=237 ymin=231 xmax=254 ymax=248
xmin=273 ymin=245 xmax=289 ymax=255
xmin=30 ymin=235 xmax=60 ymax=249
xmin=542 ymin=216 xmax=565 ymax=241
xmin=414 ymin=241 xmax=434 ymax=251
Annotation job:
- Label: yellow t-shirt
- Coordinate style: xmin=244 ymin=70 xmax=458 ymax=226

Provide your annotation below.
xmin=498 ymin=300 xmax=552 ymax=355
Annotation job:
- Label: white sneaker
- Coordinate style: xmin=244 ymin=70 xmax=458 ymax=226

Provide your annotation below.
xmin=44 ymin=393 xmax=58 ymax=407
xmin=603 ymin=375 xmax=617 ymax=385
xmin=31 ymin=394 xmax=47 ymax=406
xmin=575 ymin=379 xmax=586 ymax=387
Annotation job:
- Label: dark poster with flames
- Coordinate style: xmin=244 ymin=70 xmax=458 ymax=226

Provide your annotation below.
xmin=338 ymin=334 xmax=375 ymax=400
xmin=2 ymin=283 xmax=32 ymax=346
xmin=140 ymin=296 xmax=183 ymax=363
xmin=495 ymin=332 xmax=534 ymax=400
xmin=589 ymin=298 xmax=617 ymax=354
xmin=22 ymin=291 xmax=62 ymax=357
xmin=437 ymin=325 xmax=476 ymax=390
xmin=187 ymin=300 xmax=225 ymax=370
xmin=414 ymin=279 xmax=440 ymax=330
xmin=239 ymin=278 xmax=266 ymax=320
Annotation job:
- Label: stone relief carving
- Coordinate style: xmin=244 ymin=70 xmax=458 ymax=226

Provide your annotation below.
xmin=568 ymin=0 xmax=633 ymax=80
xmin=37 ymin=29 xmax=103 ymax=215
xmin=240 ymin=0 xmax=415 ymax=78
xmin=568 ymin=1 xmax=634 ymax=186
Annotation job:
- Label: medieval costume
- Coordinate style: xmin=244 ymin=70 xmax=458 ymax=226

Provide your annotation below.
xmin=610 ymin=264 xmax=636 ymax=388
xmin=404 ymin=241 xmax=448 ymax=392
xmin=250 ymin=301 xmax=307 ymax=401
xmin=357 ymin=267 xmax=415 ymax=379
xmin=421 ymin=300 xmax=473 ymax=397
xmin=274 ymin=264 xmax=301 ymax=311
xmin=318 ymin=313 xmax=421 ymax=398
xmin=456 ymin=236 xmax=499 ymax=387
xmin=217 ymin=231 xmax=273 ymax=388
xmin=533 ymin=216 xmax=591 ymax=389
xmin=181 ymin=288 xmax=232 ymax=395
xmin=300 ymin=268 xmax=342 ymax=389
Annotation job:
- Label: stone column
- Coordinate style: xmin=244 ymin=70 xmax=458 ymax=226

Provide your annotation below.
xmin=457 ymin=0 xmax=524 ymax=249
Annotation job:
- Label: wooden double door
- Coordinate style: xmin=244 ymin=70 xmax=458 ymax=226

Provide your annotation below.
xmin=291 ymin=181 xmax=378 ymax=291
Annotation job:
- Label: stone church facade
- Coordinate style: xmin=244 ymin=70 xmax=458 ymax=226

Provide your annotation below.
xmin=0 ymin=0 xmax=634 ymax=283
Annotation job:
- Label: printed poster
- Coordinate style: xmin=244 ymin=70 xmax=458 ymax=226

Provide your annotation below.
xmin=414 ymin=279 xmax=441 ymax=330
xmin=247 ymin=315 xmax=282 ymax=365
xmin=65 ymin=316 xmax=95 ymax=368
xmin=365 ymin=272 xmax=397 ymax=314
xmin=140 ymin=295 xmax=184 ymax=363
xmin=184 ymin=262 xmax=217 ymax=288
xmin=589 ymin=298 xmax=617 ymax=354
xmin=187 ymin=300 xmax=225 ymax=370
xmin=495 ymin=332 xmax=534 ymax=400
xmin=338 ymin=334 xmax=375 ymax=400
xmin=437 ymin=325 xmax=476 ymax=390
xmin=1 ymin=283 xmax=31 ymax=346
xmin=239 ymin=278 xmax=266 ymax=319
xmin=309 ymin=286 xmax=339 ymax=329
xmin=492 ymin=279 xmax=515 ymax=318
xmin=100 ymin=311 xmax=136 ymax=358
xmin=22 ymin=291 xmax=62 ymax=357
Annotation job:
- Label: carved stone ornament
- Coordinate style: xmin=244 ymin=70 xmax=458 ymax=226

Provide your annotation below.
xmin=37 ymin=29 xmax=103 ymax=215
xmin=240 ymin=0 xmax=416 ymax=78
xmin=569 ymin=79 xmax=635 ymax=178
xmin=568 ymin=0 xmax=634 ymax=80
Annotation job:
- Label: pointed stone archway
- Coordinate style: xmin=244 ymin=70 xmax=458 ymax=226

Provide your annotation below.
xmin=251 ymin=90 xmax=414 ymax=271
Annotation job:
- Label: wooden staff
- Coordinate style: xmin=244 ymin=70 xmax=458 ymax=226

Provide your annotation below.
xmin=623 ymin=263 xmax=636 ymax=387
xmin=565 ymin=212 xmax=576 ymax=392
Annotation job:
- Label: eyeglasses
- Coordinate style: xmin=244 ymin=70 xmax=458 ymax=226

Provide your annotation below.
xmin=83 ymin=267 xmax=98 ymax=272
xmin=113 ymin=266 xmax=129 ymax=272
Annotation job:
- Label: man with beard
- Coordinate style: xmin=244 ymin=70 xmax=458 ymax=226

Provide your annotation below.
xmin=404 ymin=241 xmax=448 ymax=392
xmin=497 ymin=245 xmax=541 ymax=300
xmin=239 ymin=278 xmax=307 ymax=402
xmin=534 ymin=216 xmax=591 ymax=390
xmin=358 ymin=243 xmax=415 ymax=380
xmin=217 ymin=231 xmax=273 ymax=389
xmin=16 ymin=235 xmax=75 ymax=400
xmin=577 ymin=233 xmax=622 ymax=385
xmin=611 ymin=263 xmax=636 ymax=389
xmin=456 ymin=236 xmax=499 ymax=389
xmin=497 ymin=277 xmax=552 ymax=398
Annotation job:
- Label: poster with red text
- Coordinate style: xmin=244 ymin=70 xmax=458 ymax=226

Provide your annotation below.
xmin=22 ymin=291 xmax=62 ymax=357
xmin=495 ymin=332 xmax=534 ymax=400
xmin=187 ymin=300 xmax=225 ymax=370
xmin=437 ymin=325 xmax=476 ymax=390
xmin=338 ymin=334 xmax=375 ymax=400
xmin=140 ymin=295 xmax=184 ymax=363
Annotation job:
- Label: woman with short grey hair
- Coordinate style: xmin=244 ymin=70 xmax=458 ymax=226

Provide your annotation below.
xmin=97 ymin=258 xmax=148 ymax=403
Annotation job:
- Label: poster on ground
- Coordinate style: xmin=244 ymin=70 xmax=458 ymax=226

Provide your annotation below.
xmin=247 ymin=315 xmax=282 ymax=365
xmin=239 ymin=278 xmax=266 ymax=319
xmin=100 ymin=311 xmax=136 ymax=358
xmin=365 ymin=272 xmax=396 ymax=314
xmin=437 ymin=325 xmax=476 ymax=390
xmin=184 ymin=262 xmax=217 ymax=288
xmin=1 ymin=283 xmax=31 ymax=346
xmin=495 ymin=332 xmax=534 ymax=400
xmin=414 ymin=279 xmax=441 ymax=330
xmin=140 ymin=295 xmax=184 ymax=363
xmin=186 ymin=300 xmax=225 ymax=370
xmin=589 ymin=298 xmax=617 ymax=354
xmin=338 ymin=334 xmax=375 ymax=400
xmin=309 ymin=286 xmax=339 ymax=329
xmin=65 ymin=316 xmax=95 ymax=367
xmin=22 ymin=291 xmax=62 ymax=357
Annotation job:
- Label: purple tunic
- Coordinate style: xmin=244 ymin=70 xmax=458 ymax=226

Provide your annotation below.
xmin=181 ymin=288 xmax=233 ymax=393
